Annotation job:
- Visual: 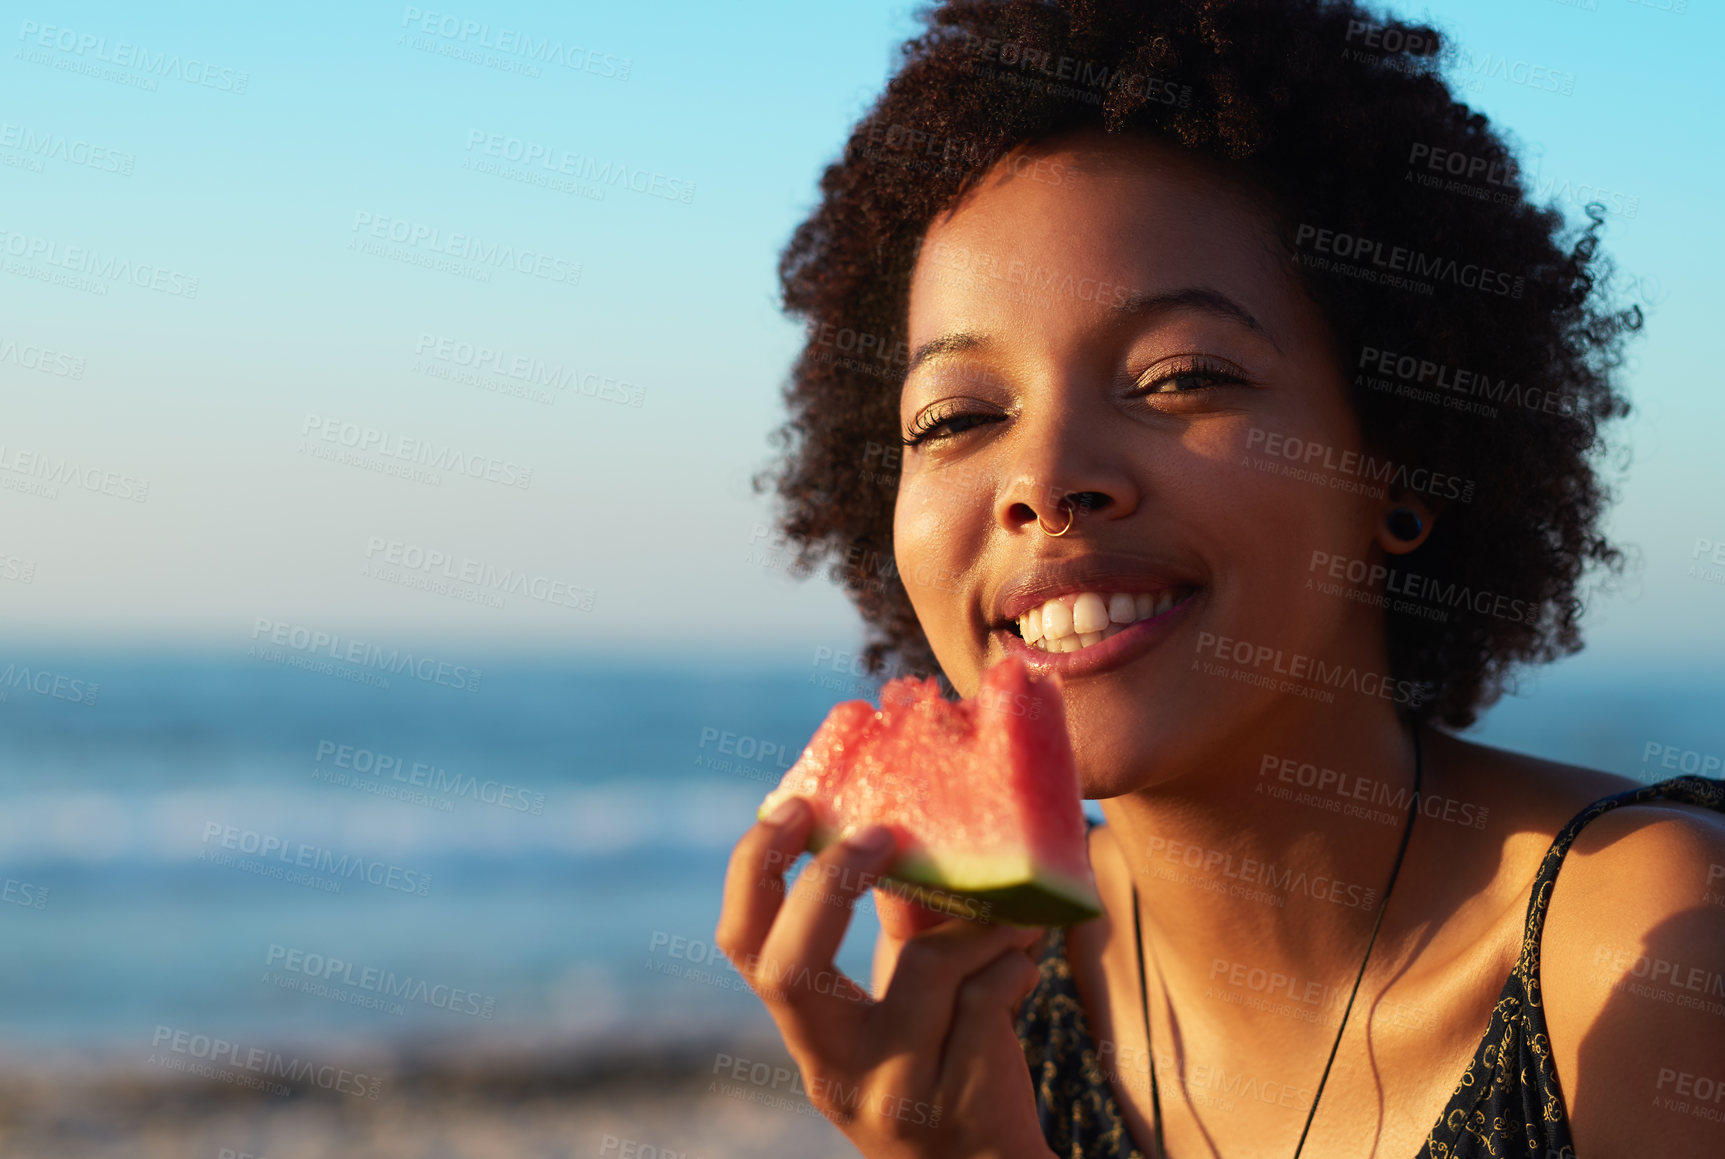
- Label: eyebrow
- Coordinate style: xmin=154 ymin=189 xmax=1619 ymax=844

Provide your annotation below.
xmin=1114 ymin=287 xmax=1280 ymax=351
xmin=905 ymin=285 xmax=1280 ymax=377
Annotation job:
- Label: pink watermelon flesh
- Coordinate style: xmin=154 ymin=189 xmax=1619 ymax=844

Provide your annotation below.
xmin=758 ymin=655 xmax=1101 ymax=926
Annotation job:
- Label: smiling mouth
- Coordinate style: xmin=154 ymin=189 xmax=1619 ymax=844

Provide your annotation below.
xmin=1010 ymin=586 xmax=1199 ymax=653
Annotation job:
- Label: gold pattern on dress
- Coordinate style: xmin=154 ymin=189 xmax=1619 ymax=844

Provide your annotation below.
xmin=1012 ymin=777 xmax=1725 ymax=1159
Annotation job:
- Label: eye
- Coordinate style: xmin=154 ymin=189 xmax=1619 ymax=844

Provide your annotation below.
xmin=1133 ymin=357 xmax=1248 ymax=395
xmin=901 ymin=402 xmax=1004 ymax=448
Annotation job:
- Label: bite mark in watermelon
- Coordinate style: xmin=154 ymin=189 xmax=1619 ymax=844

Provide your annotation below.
xmin=758 ymin=655 xmax=1101 ymax=926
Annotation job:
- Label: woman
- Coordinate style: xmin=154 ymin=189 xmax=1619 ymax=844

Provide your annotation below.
xmin=717 ymin=1 xmax=1725 ymax=1155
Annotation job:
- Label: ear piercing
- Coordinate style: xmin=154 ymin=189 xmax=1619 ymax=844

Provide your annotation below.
xmin=1386 ymin=506 xmax=1424 ymax=542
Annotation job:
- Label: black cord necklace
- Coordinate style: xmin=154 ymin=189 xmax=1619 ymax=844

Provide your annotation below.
xmin=1130 ymin=728 xmax=1423 ymax=1159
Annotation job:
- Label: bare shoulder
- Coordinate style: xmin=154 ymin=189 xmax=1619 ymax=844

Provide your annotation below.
xmin=1085 ymin=819 xmax=1124 ymax=886
xmin=1537 ymin=772 xmax=1725 ymax=1155
xmin=1433 ymin=730 xmax=1725 ymax=1151
xmin=1409 ymin=730 xmax=1641 ymax=910
xmin=1076 ymin=821 xmax=1124 ymax=949
xmin=1422 ymin=727 xmax=1642 ymax=826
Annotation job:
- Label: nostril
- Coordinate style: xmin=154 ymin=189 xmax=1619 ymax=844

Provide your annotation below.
xmin=1066 ymin=491 xmax=1110 ymax=513
xmin=1007 ymin=502 xmax=1039 ymax=525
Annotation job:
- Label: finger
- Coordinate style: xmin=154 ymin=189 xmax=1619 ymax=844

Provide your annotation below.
xmin=880 ymin=919 xmax=1041 ymax=1022
xmin=755 ymin=824 xmax=898 ymax=1032
xmin=871 ymin=889 xmax=960 ymax=996
xmin=714 ymin=797 xmax=814 ymax=988
xmin=879 ymin=921 xmax=1042 ymax=1084
xmin=934 ymin=945 xmax=1044 ymax=1093
xmin=875 ymin=889 xmax=956 ymax=940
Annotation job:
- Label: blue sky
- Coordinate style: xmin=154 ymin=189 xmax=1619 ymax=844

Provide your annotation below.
xmin=1 ymin=0 xmax=1720 ymax=673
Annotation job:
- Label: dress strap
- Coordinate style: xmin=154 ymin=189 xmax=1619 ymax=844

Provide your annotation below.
xmin=1418 ymin=774 xmax=1725 ymax=1158
xmin=1514 ymin=774 xmax=1725 ymax=971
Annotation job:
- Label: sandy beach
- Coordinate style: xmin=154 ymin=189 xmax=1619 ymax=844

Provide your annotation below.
xmin=0 ymin=1041 xmax=859 ymax=1159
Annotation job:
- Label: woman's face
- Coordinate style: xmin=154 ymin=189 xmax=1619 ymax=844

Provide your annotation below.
xmin=895 ymin=131 xmax=1388 ymax=797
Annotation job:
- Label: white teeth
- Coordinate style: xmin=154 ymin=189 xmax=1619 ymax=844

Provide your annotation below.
xmin=1043 ymin=599 xmax=1074 ymax=639
xmin=1016 ymin=587 xmax=1192 ymax=653
xmin=1020 ymin=608 xmax=1043 ymax=644
xmin=1072 ymin=592 xmax=1110 ymax=635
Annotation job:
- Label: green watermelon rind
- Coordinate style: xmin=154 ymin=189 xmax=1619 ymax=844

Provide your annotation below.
xmin=880 ymin=874 xmax=1103 ymax=928
xmin=764 ymin=812 xmax=1104 ymax=928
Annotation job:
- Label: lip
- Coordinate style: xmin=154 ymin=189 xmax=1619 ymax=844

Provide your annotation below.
xmin=991 ymin=552 xmax=1204 ymax=623
xmin=994 ymin=586 xmax=1202 ymax=679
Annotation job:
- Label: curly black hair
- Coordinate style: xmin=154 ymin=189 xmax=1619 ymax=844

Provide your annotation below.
xmin=765 ymin=0 xmax=1640 ymax=729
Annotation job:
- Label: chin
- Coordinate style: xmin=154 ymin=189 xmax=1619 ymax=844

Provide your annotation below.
xmin=1078 ymin=770 xmax=1148 ymax=802
xmin=1065 ymin=684 xmax=1237 ymax=798
xmin=1067 ymin=720 xmax=1156 ymax=799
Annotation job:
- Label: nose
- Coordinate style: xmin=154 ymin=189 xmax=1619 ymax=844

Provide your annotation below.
xmin=990 ymin=373 xmax=1143 ymax=536
xmin=996 ymin=445 xmax=1139 ymax=536
xmin=1008 ymin=490 xmax=1111 ymax=535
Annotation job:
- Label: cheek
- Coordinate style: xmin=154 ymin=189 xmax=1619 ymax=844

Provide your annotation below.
xmin=1231 ymin=421 xmax=1378 ymax=534
xmin=1152 ymin=420 xmax=1314 ymax=547
xmin=1200 ymin=421 xmax=1381 ymax=643
xmin=893 ymin=474 xmax=989 ymax=665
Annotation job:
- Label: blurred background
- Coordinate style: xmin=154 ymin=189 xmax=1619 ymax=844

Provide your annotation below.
xmin=1 ymin=1 xmax=1721 ymax=1156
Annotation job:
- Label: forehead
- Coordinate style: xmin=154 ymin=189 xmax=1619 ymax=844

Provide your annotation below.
xmin=907 ymin=133 xmax=1293 ymax=348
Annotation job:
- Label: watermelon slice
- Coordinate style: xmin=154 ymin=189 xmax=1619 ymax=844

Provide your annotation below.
xmin=758 ymin=655 xmax=1101 ymax=926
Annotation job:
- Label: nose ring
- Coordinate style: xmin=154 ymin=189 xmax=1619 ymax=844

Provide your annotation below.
xmin=1038 ymin=499 xmax=1075 ymax=537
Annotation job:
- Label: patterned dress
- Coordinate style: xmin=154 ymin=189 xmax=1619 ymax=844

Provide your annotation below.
xmin=1014 ymin=776 xmax=1725 ymax=1158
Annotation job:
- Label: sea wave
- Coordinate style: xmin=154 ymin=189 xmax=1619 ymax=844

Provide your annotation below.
xmin=0 ymin=780 xmax=760 ymax=865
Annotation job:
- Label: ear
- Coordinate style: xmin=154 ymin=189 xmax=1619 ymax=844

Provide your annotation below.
xmin=1376 ymin=500 xmax=1434 ymax=555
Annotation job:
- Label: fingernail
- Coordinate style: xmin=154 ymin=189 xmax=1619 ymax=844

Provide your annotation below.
xmin=766 ymin=797 xmax=804 ymax=827
xmin=842 ymin=824 xmax=893 ymax=853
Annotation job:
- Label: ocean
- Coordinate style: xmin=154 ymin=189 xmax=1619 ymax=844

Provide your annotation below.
xmin=2 ymin=649 xmax=1720 ymax=1074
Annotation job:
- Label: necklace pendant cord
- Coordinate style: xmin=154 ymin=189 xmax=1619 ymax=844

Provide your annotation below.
xmin=1133 ymin=729 xmax=1424 ymax=1159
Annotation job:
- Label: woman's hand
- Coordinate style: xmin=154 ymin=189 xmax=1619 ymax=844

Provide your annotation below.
xmin=715 ymin=796 xmax=1056 ymax=1159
